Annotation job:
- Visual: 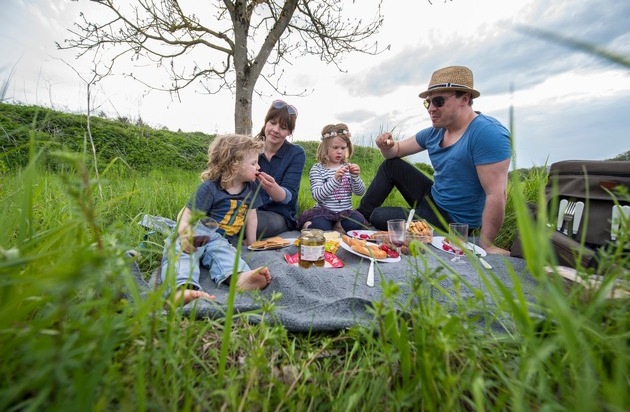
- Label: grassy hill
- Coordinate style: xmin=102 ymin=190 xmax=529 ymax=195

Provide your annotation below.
xmin=0 ymin=102 xmax=211 ymax=172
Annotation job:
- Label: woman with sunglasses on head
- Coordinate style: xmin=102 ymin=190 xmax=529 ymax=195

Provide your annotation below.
xmin=357 ymin=66 xmax=512 ymax=254
xmin=254 ymin=100 xmax=306 ymax=238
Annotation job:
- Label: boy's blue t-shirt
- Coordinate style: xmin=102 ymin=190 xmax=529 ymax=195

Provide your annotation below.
xmin=415 ymin=113 xmax=511 ymax=227
xmin=188 ymin=180 xmax=263 ymax=236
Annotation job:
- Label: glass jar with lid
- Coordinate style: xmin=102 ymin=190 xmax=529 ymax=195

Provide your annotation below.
xmin=298 ymin=229 xmax=325 ymax=268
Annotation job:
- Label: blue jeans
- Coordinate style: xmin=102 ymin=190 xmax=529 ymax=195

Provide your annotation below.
xmin=309 ymin=210 xmax=370 ymax=231
xmin=161 ymin=231 xmax=249 ymax=291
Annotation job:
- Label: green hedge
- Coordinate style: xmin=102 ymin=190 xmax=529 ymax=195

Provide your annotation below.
xmin=0 ymin=103 xmax=212 ymax=172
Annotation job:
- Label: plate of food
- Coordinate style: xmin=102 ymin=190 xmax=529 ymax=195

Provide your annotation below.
xmin=430 ymin=236 xmax=487 ymax=257
xmin=248 ymin=237 xmax=296 ymax=251
xmin=347 ymin=229 xmax=377 ymax=240
xmin=340 ymin=235 xmax=400 ymax=263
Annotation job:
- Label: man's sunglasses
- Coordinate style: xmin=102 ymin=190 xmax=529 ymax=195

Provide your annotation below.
xmin=423 ymin=94 xmax=455 ymax=110
xmin=272 ymin=99 xmax=298 ymax=116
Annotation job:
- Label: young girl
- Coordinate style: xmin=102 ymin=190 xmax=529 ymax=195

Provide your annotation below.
xmin=297 ymin=123 xmax=370 ymax=232
xmin=161 ymin=134 xmax=272 ymax=305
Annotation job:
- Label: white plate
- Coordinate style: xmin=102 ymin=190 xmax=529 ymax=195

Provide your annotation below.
xmin=347 ymin=229 xmax=377 ymax=240
xmin=430 ymin=236 xmax=487 ymax=257
xmin=248 ymin=238 xmax=297 ymax=251
xmin=339 ymin=239 xmax=401 ymax=263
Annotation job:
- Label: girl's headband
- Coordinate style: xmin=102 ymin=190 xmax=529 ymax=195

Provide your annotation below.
xmin=321 ymin=129 xmax=351 ymax=140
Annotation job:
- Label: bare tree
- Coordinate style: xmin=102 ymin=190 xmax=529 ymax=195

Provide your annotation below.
xmin=58 ymin=0 xmax=387 ymax=134
xmin=63 ymin=57 xmax=114 ymax=200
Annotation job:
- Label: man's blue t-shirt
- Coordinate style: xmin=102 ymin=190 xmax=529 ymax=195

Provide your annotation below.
xmin=188 ymin=180 xmax=263 ymax=236
xmin=415 ymin=113 xmax=511 ymax=227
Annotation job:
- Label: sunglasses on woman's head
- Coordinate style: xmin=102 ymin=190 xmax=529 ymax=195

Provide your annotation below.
xmin=272 ymin=99 xmax=298 ymax=116
xmin=423 ymin=93 xmax=455 ymax=109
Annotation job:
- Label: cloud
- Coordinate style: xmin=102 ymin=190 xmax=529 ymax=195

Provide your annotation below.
xmin=513 ymin=90 xmax=630 ymax=166
xmin=343 ymin=0 xmax=630 ymax=101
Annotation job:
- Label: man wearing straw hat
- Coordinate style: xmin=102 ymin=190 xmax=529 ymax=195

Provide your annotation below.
xmin=357 ymin=65 xmax=511 ymax=254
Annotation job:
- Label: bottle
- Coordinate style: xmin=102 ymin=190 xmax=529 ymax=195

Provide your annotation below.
xmin=298 ymin=229 xmax=325 ymax=268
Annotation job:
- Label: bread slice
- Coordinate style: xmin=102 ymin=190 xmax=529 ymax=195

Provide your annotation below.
xmin=251 ymin=236 xmax=290 ymax=249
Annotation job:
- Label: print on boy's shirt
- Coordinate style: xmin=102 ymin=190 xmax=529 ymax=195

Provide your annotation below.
xmin=217 ymin=199 xmax=250 ymax=236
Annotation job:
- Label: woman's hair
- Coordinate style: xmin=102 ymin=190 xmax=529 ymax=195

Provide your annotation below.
xmin=201 ymin=134 xmax=264 ymax=189
xmin=316 ymin=123 xmax=353 ymax=164
xmin=255 ymin=100 xmax=298 ymax=140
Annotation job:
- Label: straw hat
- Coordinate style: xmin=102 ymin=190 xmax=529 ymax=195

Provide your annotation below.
xmin=418 ymin=66 xmax=480 ymax=99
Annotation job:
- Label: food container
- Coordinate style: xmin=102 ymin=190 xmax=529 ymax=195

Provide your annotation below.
xmin=403 ymin=233 xmax=431 ymax=254
xmin=407 ymin=220 xmax=433 ymax=239
xmin=323 ymin=231 xmax=341 ymax=254
xmin=299 ymin=229 xmax=326 ymax=268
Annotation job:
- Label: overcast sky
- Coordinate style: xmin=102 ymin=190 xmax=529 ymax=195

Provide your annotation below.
xmin=2 ymin=0 xmax=629 ymax=168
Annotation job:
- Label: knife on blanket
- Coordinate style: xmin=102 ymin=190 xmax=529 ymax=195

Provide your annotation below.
xmin=367 ymin=258 xmax=375 ymax=287
xmin=478 ymin=255 xmax=493 ymax=270
xmin=572 ymin=201 xmax=584 ymax=238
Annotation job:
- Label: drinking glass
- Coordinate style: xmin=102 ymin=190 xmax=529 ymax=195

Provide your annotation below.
xmin=387 ymin=219 xmax=406 ymax=253
xmin=192 ymin=217 xmax=219 ymax=247
xmin=448 ymin=223 xmax=469 ymax=254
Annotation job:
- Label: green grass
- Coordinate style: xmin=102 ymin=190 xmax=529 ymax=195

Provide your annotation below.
xmin=1 ymin=104 xmax=629 ymax=411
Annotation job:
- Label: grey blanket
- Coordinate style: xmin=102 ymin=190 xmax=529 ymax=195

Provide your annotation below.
xmin=130 ymin=230 xmax=538 ymax=333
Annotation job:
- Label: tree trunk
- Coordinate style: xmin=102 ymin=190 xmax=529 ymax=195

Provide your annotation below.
xmin=234 ymin=77 xmax=253 ymax=135
xmin=232 ymin=1 xmax=253 ymax=135
xmin=230 ymin=0 xmax=299 ymax=135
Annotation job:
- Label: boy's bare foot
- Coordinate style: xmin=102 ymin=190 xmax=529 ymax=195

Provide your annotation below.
xmin=236 ymin=267 xmax=272 ymax=291
xmin=174 ymin=289 xmax=216 ymax=305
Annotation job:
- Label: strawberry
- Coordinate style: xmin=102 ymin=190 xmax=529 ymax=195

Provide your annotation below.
xmin=380 ymin=244 xmax=398 ymax=258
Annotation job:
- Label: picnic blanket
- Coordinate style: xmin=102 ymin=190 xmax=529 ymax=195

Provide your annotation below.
xmin=128 ymin=229 xmax=538 ymax=333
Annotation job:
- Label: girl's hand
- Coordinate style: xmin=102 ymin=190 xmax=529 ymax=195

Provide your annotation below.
xmin=335 ymin=165 xmax=349 ymax=181
xmin=347 ymin=163 xmax=361 ymax=176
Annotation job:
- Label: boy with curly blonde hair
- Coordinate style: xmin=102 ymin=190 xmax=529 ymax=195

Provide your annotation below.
xmin=161 ymin=134 xmax=271 ymax=305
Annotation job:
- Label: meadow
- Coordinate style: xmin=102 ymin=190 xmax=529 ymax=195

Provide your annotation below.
xmin=1 ymin=103 xmax=628 ymax=411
